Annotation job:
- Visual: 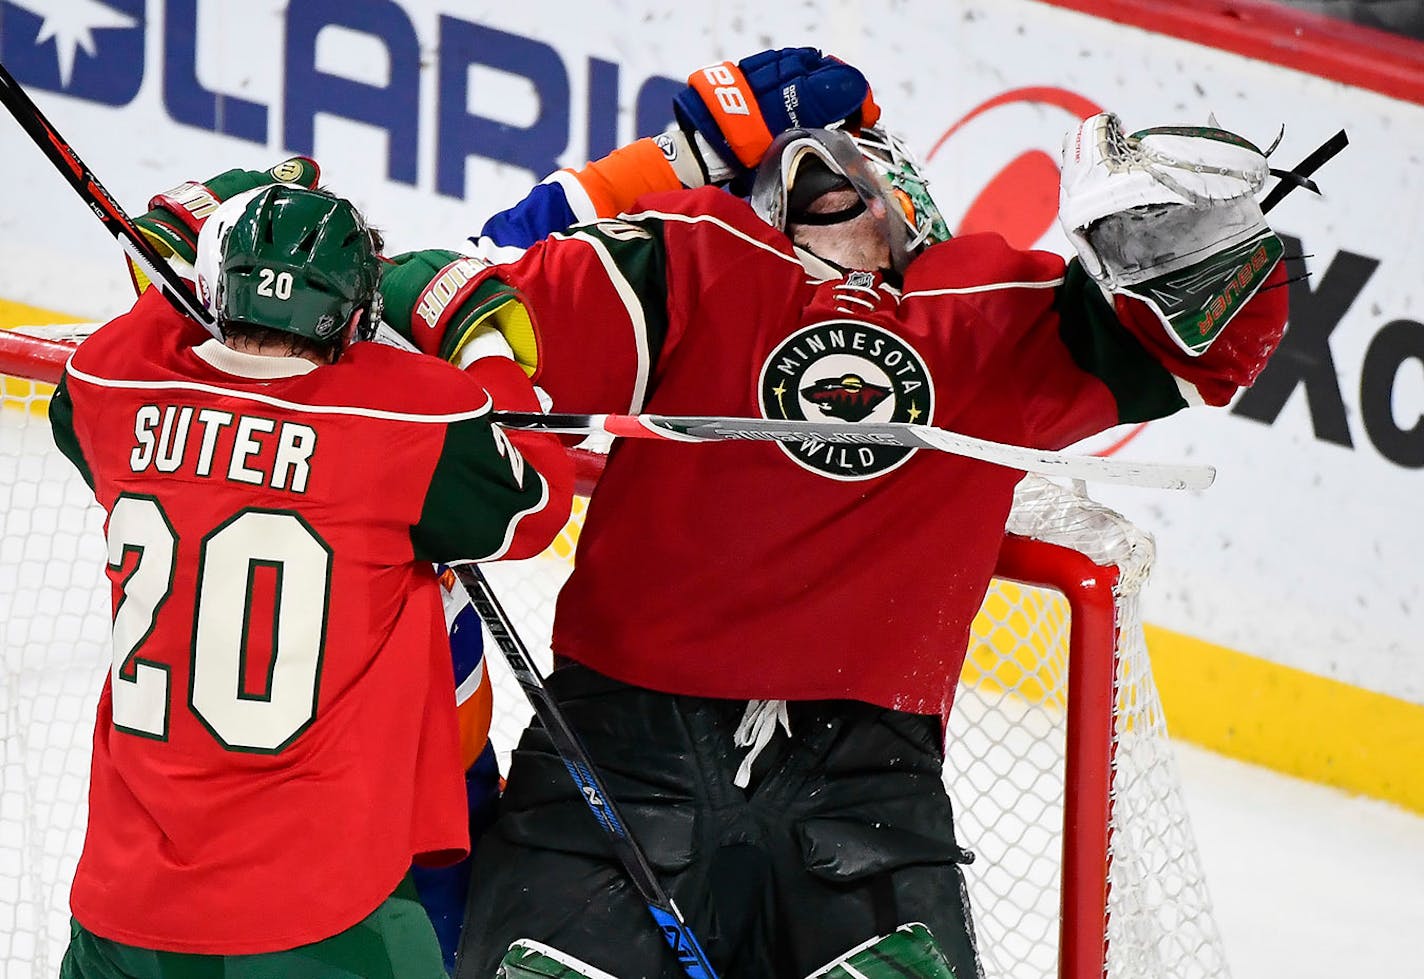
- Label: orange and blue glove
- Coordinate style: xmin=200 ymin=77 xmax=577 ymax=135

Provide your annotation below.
xmin=673 ymin=47 xmax=880 ymax=187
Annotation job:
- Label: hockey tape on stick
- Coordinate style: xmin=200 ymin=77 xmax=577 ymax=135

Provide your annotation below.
xmin=447 ymin=564 xmax=721 ymax=979
xmin=0 ymin=61 xmax=219 ymax=339
xmin=493 ymin=412 xmax=1216 ymax=492
xmin=1260 ymin=129 xmax=1349 ymax=215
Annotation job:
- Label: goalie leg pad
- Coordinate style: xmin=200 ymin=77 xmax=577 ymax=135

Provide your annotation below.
xmin=806 ymin=923 xmax=960 ymax=979
xmin=497 ymin=940 xmax=622 ymax=979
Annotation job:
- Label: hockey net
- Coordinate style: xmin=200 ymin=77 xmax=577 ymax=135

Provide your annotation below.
xmin=1 ymin=327 xmax=1229 ymax=979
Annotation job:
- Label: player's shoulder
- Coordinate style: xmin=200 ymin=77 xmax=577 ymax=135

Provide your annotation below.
xmin=625 ymin=186 xmax=774 ymax=237
xmin=66 ymin=291 xmax=202 ymax=388
xmin=68 ymin=289 xmax=202 ymax=380
xmin=904 ymin=232 xmax=1068 ymax=293
xmin=322 ymin=342 xmax=493 ymax=418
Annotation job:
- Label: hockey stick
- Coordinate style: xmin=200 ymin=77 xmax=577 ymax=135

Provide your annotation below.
xmin=492 ymin=411 xmax=1215 ymax=491
xmin=1261 ymin=129 xmax=1349 ymax=215
xmin=0 ymin=61 xmax=218 ymax=338
xmin=448 ymin=563 xmax=720 ymax=979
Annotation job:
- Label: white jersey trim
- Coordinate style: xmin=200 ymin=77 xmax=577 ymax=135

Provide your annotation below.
xmin=618 ymin=207 xmax=805 ymax=269
xmin=1174 ymin=373 xmax=1208 ymax=408
xmin=547 ymin=169 xmax=599 ymax=225
xmin=453 ymin=655 xmax=486 ymax=707
xmin=476 ymin=470 xmax=553 ymax=562
xmin=901 ymin=277 xmax=1066 ymax=300
xmin=64 ymin=361 xmax=493 ymax=424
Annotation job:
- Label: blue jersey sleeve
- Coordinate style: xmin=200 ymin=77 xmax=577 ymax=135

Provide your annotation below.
xmin=478 ymin=182 xmax=580 ymax=249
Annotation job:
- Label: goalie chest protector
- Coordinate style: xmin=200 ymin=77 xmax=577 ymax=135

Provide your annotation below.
xmin=510 ymin=190 xmax=1125 ymax=716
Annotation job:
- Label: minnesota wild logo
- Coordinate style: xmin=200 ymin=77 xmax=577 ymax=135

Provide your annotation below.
xmin=759 ymin=320 xmax=934 ymax=480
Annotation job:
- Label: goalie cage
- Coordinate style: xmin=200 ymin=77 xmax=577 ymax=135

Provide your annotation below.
xmin=1 ymin=326 xmax=1231 ymax=979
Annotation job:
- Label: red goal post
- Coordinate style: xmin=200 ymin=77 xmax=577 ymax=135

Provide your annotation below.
xmin=1 ymin=326 xmax=1230 ymax=979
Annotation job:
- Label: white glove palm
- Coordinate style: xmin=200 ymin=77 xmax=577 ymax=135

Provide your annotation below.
xmin=1059 ymin=113 xmax=1281 ymax=356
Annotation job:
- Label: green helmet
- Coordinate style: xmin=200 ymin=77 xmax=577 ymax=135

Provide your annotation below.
xmin=217 ymin=186 xmax=381 ymax=347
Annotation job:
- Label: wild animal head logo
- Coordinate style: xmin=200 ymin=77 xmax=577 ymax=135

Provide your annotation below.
xmin=800 ymin=374 xmax=892 ymax=422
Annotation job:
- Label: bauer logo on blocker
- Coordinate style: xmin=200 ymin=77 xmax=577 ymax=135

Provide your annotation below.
xmin=759 ymin=320 xmax=935 ymax=480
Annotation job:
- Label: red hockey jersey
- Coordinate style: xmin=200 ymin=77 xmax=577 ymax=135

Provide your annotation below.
xmin=49 ymin=290 xmax=569 ymax=953
xmin=483 ymin=188 xmax=1285 ymax=717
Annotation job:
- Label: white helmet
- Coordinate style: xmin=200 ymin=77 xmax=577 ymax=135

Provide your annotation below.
xmin=193 ymin=186 xmax=293 ymax=313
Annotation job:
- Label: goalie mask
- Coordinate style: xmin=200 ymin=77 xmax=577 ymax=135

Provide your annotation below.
xmin=849 ymin=125 xmax=951 ymax=251
xmin=751 ymin=127 xmax=914 ymax=274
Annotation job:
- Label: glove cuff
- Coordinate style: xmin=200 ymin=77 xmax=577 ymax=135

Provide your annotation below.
xmin=382 ymin=250 xmax=532 ymax=366
xmin=136 ymin=157 xmax=322 ymax=266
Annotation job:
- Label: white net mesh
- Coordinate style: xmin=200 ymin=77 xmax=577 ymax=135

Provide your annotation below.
xmin=1 ymin=334 xmax=1228 ymax=978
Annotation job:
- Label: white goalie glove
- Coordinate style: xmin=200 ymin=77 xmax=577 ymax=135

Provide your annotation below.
xmin=1059 ymin=112 xmax=1283 ymax=357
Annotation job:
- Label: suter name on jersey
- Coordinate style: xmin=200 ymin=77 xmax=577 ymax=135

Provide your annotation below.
xmin=129 ymin=404 xmax=318 ymax=492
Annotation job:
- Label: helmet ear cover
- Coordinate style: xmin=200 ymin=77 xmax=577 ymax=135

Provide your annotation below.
xmin=215 ymin=186 xmax=381 ymax=352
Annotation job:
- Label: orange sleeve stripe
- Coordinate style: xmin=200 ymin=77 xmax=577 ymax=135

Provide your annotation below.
xmin=456 ymin=673 xmax=494 ymax=770
xmin=570 ymin=138 xmax=684 ymax=217
xmin=687 ymin=63 xmax=774 ymax=169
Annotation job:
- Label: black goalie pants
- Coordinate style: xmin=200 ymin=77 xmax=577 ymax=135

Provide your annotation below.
xmin=455 ymin=664 xmax=983 ymax=979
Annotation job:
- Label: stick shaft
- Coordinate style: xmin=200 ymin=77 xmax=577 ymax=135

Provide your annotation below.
xmin=449 ymin=564 xmax=719 ymax=979
xmin=0 ymin=61 xmax=217 ymax=336
xmin=492 ymin=411 xmax=1214 ymax=491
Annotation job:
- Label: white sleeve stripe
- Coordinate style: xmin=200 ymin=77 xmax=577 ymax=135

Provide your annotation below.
xmin=63 ymin=362 xmax=494 ymax=424
xmin=550 ymin=231 xmax=652 ymax=414
xmin=546 ymin=170 xmax=600 ymax=225
xmin=616 ymin=208 xmax=806 ymax=269
xmin=454 ymin=656 xmax=486 ymax=706
xmin=901 ymin=278 xmax=1066 ymax=299
xmin=474 ymin=469 xmax=552 ymax=562
xmin=1174 ymin=373 xmax=1208 ymax=407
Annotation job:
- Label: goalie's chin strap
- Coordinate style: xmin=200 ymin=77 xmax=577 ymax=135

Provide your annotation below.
xmin=1261 ymin=128 xmax=1349 ymax=214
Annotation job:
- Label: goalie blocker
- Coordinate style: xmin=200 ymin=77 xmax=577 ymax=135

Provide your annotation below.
xmin=1059 ymin=112 xmax=1285 ymax=397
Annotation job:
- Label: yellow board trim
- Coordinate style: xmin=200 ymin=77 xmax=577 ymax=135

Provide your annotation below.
xmin=1146 ymin=624 xmax=1424 ymax=814
xmin=0 ymin=297 xmax=87 ymax=329
xmin=1 ymin=300 xmax=86 ymax=412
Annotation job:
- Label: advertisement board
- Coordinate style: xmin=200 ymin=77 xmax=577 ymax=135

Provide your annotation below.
xmin=2 ymin=0 xmax=1419 ymax=804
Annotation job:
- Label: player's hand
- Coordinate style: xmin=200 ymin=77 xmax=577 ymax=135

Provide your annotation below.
xmin=673 ymin=47 xmax=880 ymax=185
xmin=133 ymin=156 xmax=321 ymax=270
xmin=1059 ymin=113 xmax=1279 ymax=359
xmin=381 ymin=249 xmax=538 ymax=375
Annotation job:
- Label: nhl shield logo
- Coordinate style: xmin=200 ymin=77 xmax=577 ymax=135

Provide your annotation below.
xmin=759 ymin=320 xmax=935 ymax=480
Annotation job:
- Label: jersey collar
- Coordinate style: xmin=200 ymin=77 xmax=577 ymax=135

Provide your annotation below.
xmin=192 ymin=339 xmax=319 ymax=379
